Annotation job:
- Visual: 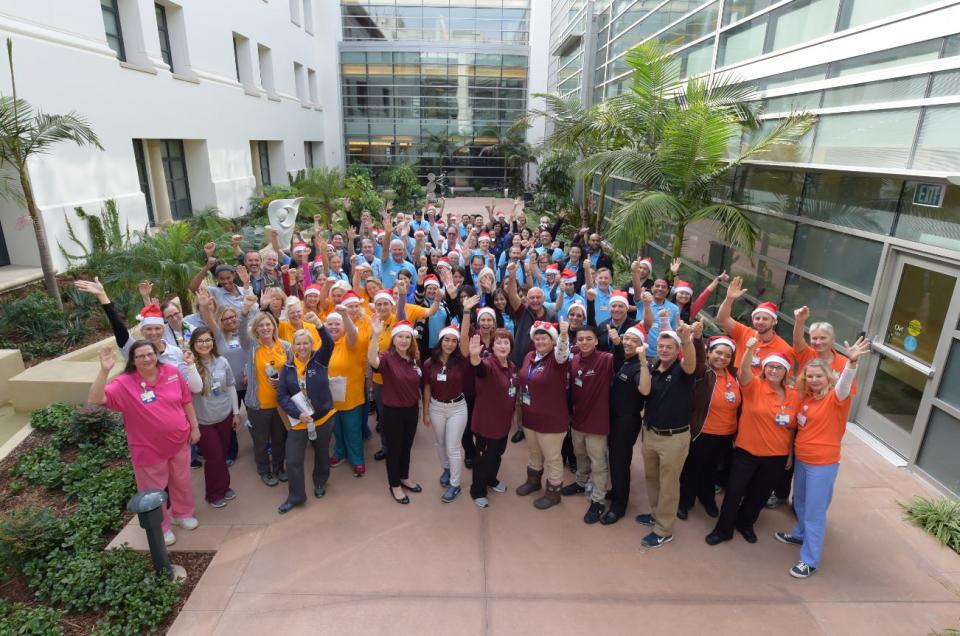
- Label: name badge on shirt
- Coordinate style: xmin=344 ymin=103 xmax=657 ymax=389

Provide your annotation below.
xmin=437 ymin=372 xmax=447 ymax=382
xmin=599 ymin=304 xmax=608 ymax=312
xmin=775 ymin=413 xmax=791 ymax=427
xmin=618 ymin=373 xmax=629 ymax=381
xmin=752 ymin=355 xmax=761 ymax=367
xmin=414 ymin=365 xmax=422 ymax=377
xmin=797 ymin=414 xmax=807 ymax=427
xmin=211 ymin=380 xmax=222 ymax=396
xmin=521 ymin=390 xmax=531 ymax=406
xmin=228 ymin=337 xmax=241 ymax=351
xmin=574 ymin=378 xmax=583 ymax=387
xmin=724 ymin=391 xmax=736 ymax=403
xmin=140 ymin=389 xmax=156 ymax=404
xmin=508 ymin=386 xmax=517 ymax=398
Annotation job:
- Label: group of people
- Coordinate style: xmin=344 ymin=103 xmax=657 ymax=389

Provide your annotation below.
xmin=81 ymin=197 xmax=870 ymax=579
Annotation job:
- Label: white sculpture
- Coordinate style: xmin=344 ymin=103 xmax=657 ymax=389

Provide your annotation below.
xmin=266 ymin=197 xmax=303 ymax=249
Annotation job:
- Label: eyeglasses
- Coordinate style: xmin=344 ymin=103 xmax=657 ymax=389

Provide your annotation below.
xmin=194 ymin=338 xmax=214 ymax=344
xmin=164 ymin=312 xmax=182 ymax=319
xmin=134 ymin=352 xmax=157 ymax=360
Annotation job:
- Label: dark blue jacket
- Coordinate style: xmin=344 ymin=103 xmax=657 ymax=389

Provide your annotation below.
xmin=276 ymin=325 xmax=335 ymax=423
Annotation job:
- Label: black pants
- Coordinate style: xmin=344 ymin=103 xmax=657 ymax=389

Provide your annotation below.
xmin=607 ymin=416 xmax=642 ymax=517
xmin=679 ymin=433 xmax=735 ymax=511
xmin=284 ymin=425 xmax=332 ymax=505
xmin=561 ymin=428 xmax=575 ymax=466
xmin=248 ymin=406 xmax=286 ymax=475
xmin=471 ymin=434 xmax=507 ymax=499
xmin=715 ymin=438 xmax=733 ymax=488
xmin=774 ymin=462 xmax=794 ymax=500
xmin=382 ymin=404 xmax=418 ymax=487
xmin=461 ymin=394 xmax=476 ymax=462
xmin=713 ymin=448 xmax=787 ymax=538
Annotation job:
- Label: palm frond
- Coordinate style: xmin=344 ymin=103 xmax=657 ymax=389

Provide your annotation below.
xmin=734 ymin=112 xmax=816 ymax=164
xmin=607 ymin=190 xmax=686 ymax=254
xmin=688 ymin=202 xmax=758 ymax=255
xmin=573 ymin=149 xmax=662 ymax=189
xmin=25 ymin=111 xmax=102 ymax=156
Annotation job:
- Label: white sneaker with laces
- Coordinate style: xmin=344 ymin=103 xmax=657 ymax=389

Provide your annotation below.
xmin=172 ymin=516 xmax=199 ymax=530
xmin=474 ymin=497 xmax=490 ymax=508
xmin=790 ymin=561 xmax=816 ymax=578
xmin=164 ymin=529 xmax=177 ymax=546
xmin=491 ymin=481 xmax=507 ymax=494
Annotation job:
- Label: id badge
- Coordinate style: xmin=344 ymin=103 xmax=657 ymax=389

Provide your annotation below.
xmin=521 ymin=390 xmax=531 ymax=406
xmin=508 ymin=386 xmax=517 ymax=398
xmin=140 ymin=389 xmax=156 ymax=404
xmin=724 ymin=391 xmax=736 ymax=403
xmin=752 ymin=355 xmax=761 ymax=367
xmin=211 ymin=380 xmax=222 ymax=397
xmin=775 ymin=413 xmax=791 ymax=427
xmin=618 ymin=373 xmax=629 ymax=381
xmin=228 ymin=337 xmax=241 ymax=351
xmin=797 ymin=414 xmax=807 ymax=427
xmin=437 ymin=373 xmax=447 ymax=382
xmin=574 ymin=378 xmax=583 ymax=387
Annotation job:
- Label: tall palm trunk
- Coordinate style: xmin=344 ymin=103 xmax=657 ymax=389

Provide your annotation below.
xmin=594 ymin=175 xmax=609 ymax=234
xmin=671 ymin=221 xmax=686 ymax=260
xmin=19 ymin=158 xmax=62 ymax=310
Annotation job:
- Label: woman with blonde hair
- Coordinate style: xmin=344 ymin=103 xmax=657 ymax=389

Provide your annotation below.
xmin=260 ymin=287 xmax=286 ymax=323
xmin=240 ymin=309 xmax=292 ymax=487
xmin=774 ymin=338 xmax=870 ymax=578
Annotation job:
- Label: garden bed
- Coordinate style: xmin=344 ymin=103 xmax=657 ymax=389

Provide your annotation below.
xmin=0 ymin=403 xmax=214 ymax=635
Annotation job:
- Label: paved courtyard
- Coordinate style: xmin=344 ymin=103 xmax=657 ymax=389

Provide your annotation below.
xmin=107 ymin=418 xmax=960 ymax=636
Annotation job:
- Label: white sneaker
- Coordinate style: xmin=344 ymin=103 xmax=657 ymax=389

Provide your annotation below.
xmin=164 ymin=529 xmax=177 ymax=546
xmin=491 ymin=481 xmax=507 ymax=494
xmin=474 ymin=497 xmax=490 ymax=508
xmin=171 ymin=516 xmax=199 ymax=530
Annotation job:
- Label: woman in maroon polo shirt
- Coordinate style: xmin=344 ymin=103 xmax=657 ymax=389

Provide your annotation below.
xmin=469 ymin=330 xmax=517 ymax=508
xmin=368 ymin=318 xmax=423 ymax=505
xmin=423 ymin=325 xmax=470 ymax=504
xmin=516 ymin=319 xmax=571 ymax=510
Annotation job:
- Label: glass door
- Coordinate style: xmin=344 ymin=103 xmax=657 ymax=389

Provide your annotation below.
xmin=857 ymin=253 xmax=960 ymax=457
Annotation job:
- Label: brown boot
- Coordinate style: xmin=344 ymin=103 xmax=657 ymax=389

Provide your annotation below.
xmin=534 ymin=483 xmax=562 ymax=510
xmin=515 ymin=467 xmax=543 ymax=496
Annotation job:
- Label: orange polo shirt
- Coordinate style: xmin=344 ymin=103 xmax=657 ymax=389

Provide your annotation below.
xmin=729 ymin=322 xmax=796 ymax=372
xmin=701 ymin=368 xmax=741 ymax=436
xmin=254 ymin=341 xmax=287 ymax=409
xmin=794 ymin=391 xmax=852 ymax=466
xmin=328 ymin=329 xmax=369 ymax=411
xmin=795 ymin=347 xmax=856 ymax=395
xmin=735 ymin=379 xmax=800 ymax=457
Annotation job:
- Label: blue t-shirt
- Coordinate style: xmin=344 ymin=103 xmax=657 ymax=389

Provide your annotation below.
xmin=640 ymin=299 xmax=680 ymax=356
xmin=535 ymin=245 xmax=565 ymax=264
xmin=557 ymin=292 xmax=585 ymax=320
xmin=381 ymin=258 xmax=417 ymax=289
xmin=426 ymin=304 xmax=449 ymax=349
xmin=585 ymin=285 xmax=613 ymax=325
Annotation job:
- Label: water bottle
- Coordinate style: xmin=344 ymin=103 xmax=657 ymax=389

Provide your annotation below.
xmin=265 ymin=361 xmax=278 ymax=380
xmin=307 ymin=421 xmax=317 ymax=441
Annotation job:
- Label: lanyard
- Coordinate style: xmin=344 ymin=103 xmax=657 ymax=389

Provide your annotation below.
xmin=527 ymin=356 xmax=545 ymax=381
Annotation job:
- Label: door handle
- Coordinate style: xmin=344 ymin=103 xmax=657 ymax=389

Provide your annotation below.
xmin=870 ymin=338 xmax=935 ymax=378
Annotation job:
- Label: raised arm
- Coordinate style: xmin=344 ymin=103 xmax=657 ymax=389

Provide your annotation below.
xmin=459 ymin=295 xmax=479 ymax=357
xmin=836 ymin=336 xmax=870 ymax=401
xmin=717 ymin=275 xmax=747 ymax=334
xmin=554 ymin=320 xmax=571 ymax=364
xmin=793 ymin=305 xmax=810 ymax=354
xmin=690 ymin=271 xmax=726 ymax=318
xmin=88 ymin=346 xmax=116 ymax=406
xmin=738 ymin=336 xmax=758 ymax=386
xmin=641 ymin=291 xmax=654 ymax=331
xmin=76 ymin=278 xmax=130 ymax=351
xmin=505 ymin=261 xmax=522 ymax=311
xmin=367 ymin=316 xmax=383 ymax=369
xmin=189 ymin=250 xmax=218 ymax=293
xmin=678 ymin=322 xmax=696 ymax=375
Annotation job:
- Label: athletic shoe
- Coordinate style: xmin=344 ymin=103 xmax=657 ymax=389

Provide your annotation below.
xmin=330 ymin=456 xmax=345 ymax=468
xmin=441 ymin=486 xmax=462 ymax=503
xmin=790 ymin=561 xmax=816 ymax=578
xmin=641 ymin=532 xmax=673 ymax=548
xmin=191 ymin=458 xmax=202 ymax=469
xmin=439 ymin=468 xmax=451 ymax=487
xmin=474 ymin=497 xmax=490 ymax=508
xmin=172 ymin=516 xmax=199 ymax=530
xmin=766 ymin=494 xmax=788 ymax=509
xmin=223 ymin=488 xmax=237 ymax=501
xmin=775 ymin=531 xmax=803 ymax=546
xmin=634 ymin=513 xmax=656 ymax=526
xmin=491 ymin=481 xmax=507 ymax=494
xmin=261 ymin=472 xmax=279 ymax=487
xmin=354 ymin=464 xmax=365 ymax=478
xmin=164 ymin=529 xmax=177 ymax=546
xmin=209 ymin=499 xmax=227 ymax=508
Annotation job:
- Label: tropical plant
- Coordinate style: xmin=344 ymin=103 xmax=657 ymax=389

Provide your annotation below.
xmin=575 ymin=42 xmax=814 ymax=259
xmin=59 ymin=199 xmax=133 ymax=263
xmin=125 ymin=221 xmax=202 ymax=314
xmin=343 ymin=171 xmax=384 ymax=222
xmin=291 ymin=167 xmax=344 ymax=226
xmin=479 ymin=128 xmax=536 ymax=195
xmin=901 ymin=496 xmax=960 ymax=554
xmin=0 ymin=39 xmax=103 ymax=309
xmin=383 ymin=163 xmax=423 ymax=212
xmin=424 ymin=131 xmax=464 ymax=170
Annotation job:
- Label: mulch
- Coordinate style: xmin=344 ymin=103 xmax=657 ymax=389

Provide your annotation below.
xmin=0 ymin=430 xmax=215 ymax=633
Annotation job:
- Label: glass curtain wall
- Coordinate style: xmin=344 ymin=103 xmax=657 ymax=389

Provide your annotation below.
xmin=341 ymin=1 xmax=531 ymax=189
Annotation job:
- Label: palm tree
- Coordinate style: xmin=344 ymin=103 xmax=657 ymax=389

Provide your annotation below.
xmin=291 ymin=167 xmax=343 ymax=227
xmin=425 ymin=131 xmax=463 ymax=171
xmin=576 ymin=42 xmax=815 ymax=260
xmin=479 ymin=128 xmax=536 ymax=194
xmin=0 ymin=39 xmax=102 ymax=309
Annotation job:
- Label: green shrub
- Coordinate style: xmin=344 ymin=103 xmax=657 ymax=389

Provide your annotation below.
xmin=0 ymin=600 xmax=64 ymax=636
xmin=901 ymin=496 xmax=960 ymax=554
xmin=29 ymin=402 xmax=77 ymax=433
xmin=11 ymin=447 xmax=65 ymax=489
xmin=0 ymin=508 xmax=66 ymax=576
xmin=0 ymin=293 xmax=66 ymax=342
xmin=27 ymin=547 xmax=180 ymax=635
xmin=52 ymin=405 xmax=122 ymax=449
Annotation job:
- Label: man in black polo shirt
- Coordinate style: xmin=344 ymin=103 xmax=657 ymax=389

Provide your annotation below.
xmin=637 ymin=321 xmax=698 ymax=548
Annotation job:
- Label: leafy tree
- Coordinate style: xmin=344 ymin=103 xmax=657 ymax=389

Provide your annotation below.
xmin=0 ymin=39 xmax=102 ymax=309
xmin=383 ymin=164 xmax=423 ymax=212
xmin=576 ymin=42 xmax=814 ymax=259
xmin=480 ymin=128 xmax=536 ymax=194
xmin=291 ymin=167 xmax=343 ymax=226
xmin=343 ymin=172 xmax=384 ymax=223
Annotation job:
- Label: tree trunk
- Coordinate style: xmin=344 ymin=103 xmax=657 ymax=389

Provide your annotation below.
xmin=594 ymin=175 xmax=609 ymax=234
xmin=672 ymin=222 xmax=686 ymax=260
xmin=580 ymin=178 xmax=591 ymax=229
xmin=20 ymin=170 xmax=63 ymax=310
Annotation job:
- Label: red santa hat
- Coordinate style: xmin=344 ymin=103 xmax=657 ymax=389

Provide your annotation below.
xmin=292 ymin=242 xmax=310 ymax=254
xmin=561 ymin=268 xmax=577 ymax=284
xmin=638 ymin=257 xmax=654 ymax=271
xmin=673 ymin=280 xmax=693 ymax=296
xmin=303 ymin=284 xmax=323 ymax=297
xmin=609 ymin=291 xmax=630 ymax=307
xmin=761 ymin=354 xmax=790 ymax=370
xmin=438 ymin=326 xmax=460 ymax=341
xmin=137 ymin=303 xmax=165 ymax=327
xmin=567 ymin=300 xmax=587 ymax=316
xmin=341 ymin=291 xmax=362 ymax=306
xmin=391 ymin=320 xmax=415 ymax=338
xmin=478 ymin=232 xmax=491 ymax=243
xmin=752 ymin=302 xmax=779 ymax=321
xmin=437 ymin=257 xmax=452 ymax=270
xmin=659 ymin=330 xmax=683 ymax=347
xmin=545 ymin=265 xmax=560 ymax=276
xmin=624 ymin=326 xmax=646 ymax=345
xmin=477 ymin=307 xmax=496 ymax=322
xmin=423 ymin=274 xmax=441 ymax=289
xmin=530 ymin=320 xmax=558 ymax=342
xmin=374 ymin=289 xmax=396 ymax=305
xmin=708 ymin=336 xmax=736 ymax=352
xmin=331 ymin=279 xmax=351 ymax=292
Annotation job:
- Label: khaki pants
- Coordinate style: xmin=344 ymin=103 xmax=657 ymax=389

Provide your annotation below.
xmin=572 ymin=430 xmax=609 ymax=503
xmin=525 ymin=429 xmax=565 ymax=484
xmin=641 ymin=428 xmax=690 ymax=537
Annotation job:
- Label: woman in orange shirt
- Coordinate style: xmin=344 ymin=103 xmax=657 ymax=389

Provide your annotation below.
xmin=774 ymin=337 xmax=870 ymax=579
xmin=679 ymin=336 xmax=741 ymax=520
xmin=706 ymin=338 xmax=799 ymax=546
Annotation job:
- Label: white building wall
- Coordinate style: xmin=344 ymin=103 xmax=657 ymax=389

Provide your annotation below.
xmin=0 ymin=0 xmax=341 ymax=270
xmin=525 ymin=0 xmax=551 ymax=187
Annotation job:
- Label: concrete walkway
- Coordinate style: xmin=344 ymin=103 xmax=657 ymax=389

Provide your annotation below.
xmin=110 ymin=420 xmax=960 ymax=635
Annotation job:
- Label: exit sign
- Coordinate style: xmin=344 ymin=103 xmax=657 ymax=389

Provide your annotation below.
xmin=913 ymin=182 xmax=945 ymax=208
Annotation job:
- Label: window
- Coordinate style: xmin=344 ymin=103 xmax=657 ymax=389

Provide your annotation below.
xmin=911 ymin=105 xmax=960 ymax=171
xmin=781 ymin=273 xmax=868 ymax=342
xmin=790 ymin=225 xmax=881 ymax=294
xmin=719 ymin=17 xmax=766 ymax=66
xmin=810 ymin=109 xmax=921 ymax=169
xmin=722 ymin=0 xmax=777 ymax=25
xmin=800 ymin=173 xmax=900 ymax=234
xmin=930 ymin=70 xmax=960 ymax=98
xmin=233 ymin=33 xmax=254 ymax=89
xmin=828 ymin=39 xmax=942 ymax=78
xmin=132 ymin=139 xmax=154 ymax=225
xmin=842 ymin=0 xmax=942 ymax=29
xmin=155 ymin=3 xmax=172 ymax=71
xmin=257 ymin=141 xmax=272 ymax=186
xmin=303 ymin=0 xmax=314 ymax=34
xmin=101 ymin=0 xmax=125 ymax=61
xmin=293 ymin=62 xmax=306 ymax=102
xmin=258 ymin=44 xmax=276 ymax=95
xmin=768 ymin=0 xmax=840 ymax=52
xmin=820 ymin=76 xmax=928 ymax=109
xmin=289 ymin=0 xmax=301 ymax=26
xmin=894 ymin=183 xmax=960 ymax=252
xmin=742 ymin=210 xmax=795 ymax=262
xmin=734 ymin=167 xmax=805 ymax=214
xmin=304 ymin=142 xmax=314 ymax=169
xmin=232 ymin=35 xmax=241 ymax=82
xmin=917 ymin=408 xmax=960 ymax=494
xmin=936 ymin=340 xmax=960 ymax=412
xmin=307 ymin=68 xmax=318 ymax=105
xmin=159 ymin=140 xmax=191 ymax=219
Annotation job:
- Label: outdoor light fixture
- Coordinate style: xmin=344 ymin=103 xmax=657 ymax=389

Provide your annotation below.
xmin=126 ymin=489 xmax=185 ymax=581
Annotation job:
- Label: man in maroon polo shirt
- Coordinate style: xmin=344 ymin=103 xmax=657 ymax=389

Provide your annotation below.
xmin=561 ymin=326 xmax=615 ymax=524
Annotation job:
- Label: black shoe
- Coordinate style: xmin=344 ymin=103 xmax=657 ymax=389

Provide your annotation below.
xmin=400 ymin=482 xmax=422 ymax=493
xmin=314 ymin=486 xmax=326 ymax=499
xmin=374 ymin=449 xmax=387 ymax=461
xmin=604 ymin=491 xmax=613 ymax=501
xmin=676 ymin=506 xmax=688 ymax=520
xmin=567 ymin=460 xmax=577 ymax=474
xmin=705 ymin=532 xmax=730 ymax=546
xmin=560 ymin=482 xmax=586 ymax=496
xmin=191 ymin=459 xmax=202 ymax=469
xmin=584 ymin=501 xmax=604 ymax=524
xmin=703 ymin=503 xmax=719 ymax=518
xmin=276 ymin=470 xmax=288 ymax=483
xmin=600 ymin=510 xmax=622 ymax=525
xmin=390 ymin=487 xmax=410 ymax=505
xmin=511 ymin=429 xmax=525 ymax=443
xmin=277 ymin=501 xmax=297 ymax=514
xmin=738 ymin=527 xmax=758 ymax=544
xmin=464 ymin=457 xmax=474 ymax=470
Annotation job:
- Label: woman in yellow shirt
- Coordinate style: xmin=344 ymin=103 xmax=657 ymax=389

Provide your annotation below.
xmin=278 ymin=296 xmax=320 ymax=350
xmin=325 ymin=298 xmax=366 ymax=476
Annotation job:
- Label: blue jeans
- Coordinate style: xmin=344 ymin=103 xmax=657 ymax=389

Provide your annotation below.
xmin=332 ymin=405 xmax=365 ymax=467
xmin=790 ymin=460 xmax=839 ymax=569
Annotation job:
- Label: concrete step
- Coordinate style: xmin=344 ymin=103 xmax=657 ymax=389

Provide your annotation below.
xmin=8 ymin=360 xmax=104 ymax=413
